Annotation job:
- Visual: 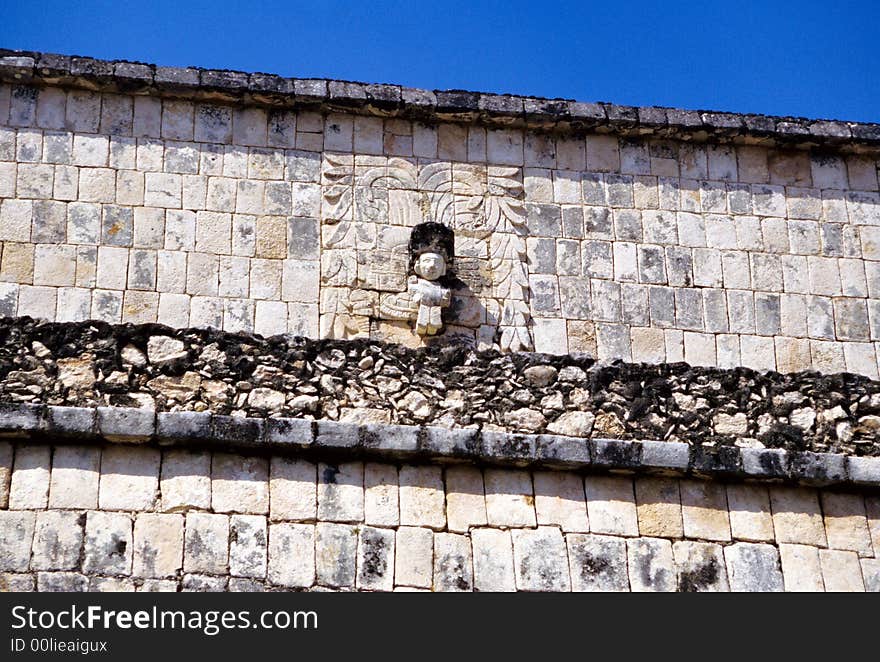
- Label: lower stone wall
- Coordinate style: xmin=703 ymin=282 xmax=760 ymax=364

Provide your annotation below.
xmin=0 ymin=440 xmax=878 ymax=592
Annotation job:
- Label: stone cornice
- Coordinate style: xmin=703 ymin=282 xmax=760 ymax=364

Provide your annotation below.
xmin=2 ymin=402 xmax=878 ymax=489
xmin=1 ymin=49 xmax=879 ymax=152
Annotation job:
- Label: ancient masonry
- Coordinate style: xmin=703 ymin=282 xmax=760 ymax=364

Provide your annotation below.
xmin=0 ymin=51 xmax=879 ymax=592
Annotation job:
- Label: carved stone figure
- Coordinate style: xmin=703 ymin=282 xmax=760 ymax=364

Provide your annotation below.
xmin=352 ymin=222 xmax=454 ymax=337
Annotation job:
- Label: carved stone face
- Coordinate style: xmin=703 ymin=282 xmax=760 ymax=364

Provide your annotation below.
xmin=413 ymin=252 xmax=447 ymax=281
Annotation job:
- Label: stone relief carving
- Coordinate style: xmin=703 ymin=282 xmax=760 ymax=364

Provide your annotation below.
xmin=320 ymin=154 xmax=533 ymax=351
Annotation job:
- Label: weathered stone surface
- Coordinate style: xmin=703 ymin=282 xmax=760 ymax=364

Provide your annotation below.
xmin=567 ymin=534 xmax=629 ymax=592
xmin=724 ymin=542 xmax=784 ymax=592
xmin=511 ymin=527 xmax=570 ymax=591
xmin=160 ymin=449 xmax=211 ymax=511
xmin=484 ymin=468 xmax=536 ymax=527
xmin=356 ymin=525 xmax=394 ymax=591
xmin=394 ymin=526 xmax=433 ymax=589
xmin=679 ymin=480 xmax=731 ymax=542
xmin=770 ymin=487 xmax=827 ymax=547
xmin=672 ymin=541 xmax=729 ymax=592
xmin=364 ymin=463 xmax=399 ymax=527
xmin=822 ymin=492 xmax=873 ymax=556
xmin=626 ymin=537 xmax=675 ymax=592
xmin=268 ymin=523 xmax=314 ymax=588
xmin=133 ymin=513 xmax=184 ymax=578
xmin=317 ymin=462 xmax=363 ymax=523
xmin=184 ymin=512 xmax=228 ymax=575
xmin=0 ymin=511 xmax=36 ymax=572
xmin=316 ymin=522 xmax=357 ymax=588
xmin=270 ymin=457 xmax=316 ymax=521
xmin=229 ymin=515 xmax=267 ymax=579
xmin=399 ymin=465 xmax=445 ymax=529
xmin=433 ymin=532 xmax=473 ymax=592
xmin=37 ymin=572 xmax=88 ymax=592
xmin=31 ymin=511 xmax=83 ymax=571
xmin=212 ymin=453 xmax=269 ymax=514
xmin=471 ymin=527 xmax=516 ymax=592
xmin=83 ymin=511 xmax=133 ymax=575
xmin=98 ymin=446 xmax=160 ymax=511
xmin=9 ymin=445 xmax=50 ymax=509
xmin=48 ymin=445 xmax=100 ymax=509
xmin=726 ymin=483 xmax=775 ymax=542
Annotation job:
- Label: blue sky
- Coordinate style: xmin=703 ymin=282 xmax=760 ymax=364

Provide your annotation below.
xmin=3 ymin=1 xmax=878 ymax=122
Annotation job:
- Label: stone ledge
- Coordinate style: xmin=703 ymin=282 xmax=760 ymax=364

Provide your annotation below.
xmin=1 ymin=49 xmax=878 ymax=151
xmin=2 ymin=402 xmax=878 ymax=488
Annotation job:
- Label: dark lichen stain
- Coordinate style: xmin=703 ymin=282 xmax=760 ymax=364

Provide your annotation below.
xmin=678 ymin=559 xmax=719 ymax=592
xmin=322 ymin=465 xmax=339 ymax=484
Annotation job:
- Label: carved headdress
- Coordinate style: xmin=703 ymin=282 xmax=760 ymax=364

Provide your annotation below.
xmin=408 ymin=222 xmax=454 ymax=272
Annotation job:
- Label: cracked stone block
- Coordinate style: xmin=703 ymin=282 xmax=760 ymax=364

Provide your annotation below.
xmin=83 ymin=511 xmax=133 ymax=576
xmin=31 ymin=511 xmax=84 ymax=571
xmin=394 ymin=526 xmax=433 ymax=589
xmin=270 ymin=457 xmax=316 ymax=522
xmin=725 ymin=542 xmax=784 ymax=592
xmin=433 ymin=532 xmax=473 ymax=592
xmin=268 ymin=523 xmax=314 ymax=588
xmin=626 ymin=537 xmax=675 ymax=592
xmin=356 ymin=525 xmax=394 ymax=591
xmin=566 ymin=534 xmax=629 ymax=592
xmin=183 ymin=512 xmax=228 ymax=576
xmin=133 ymin=513 xmax=184 ymax=578
xmin=316 ymin=522 xmax=357 ymax=588
xmin=672 ymin=541 xmax=729 ymax=592
xmin=0 ymin=511 xmax=36 ymax=572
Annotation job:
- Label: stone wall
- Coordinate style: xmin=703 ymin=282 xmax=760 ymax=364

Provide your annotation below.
xmin=1 ymin=53 xmax=880 ymax=375
xmin=1 ymin=440 xmax=878 ymax=592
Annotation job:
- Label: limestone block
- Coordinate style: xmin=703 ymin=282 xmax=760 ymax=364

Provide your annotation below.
xmin=268 ymin=523 xmax=314 ymax=588
xmin=567 ymin=533 xmax=629 ymax=592
xmin=680 ymin=480 xmax=731 ymax=542
xmin=779 ymin=543 xmax=824 ymax=591
xmin=626 ymin=537 xmax=675 ymax=592
xmin=184 ymin=512 xmax=229 ymax=575
xmin=229 ymin=515 xmax=267 ymax=580
xmin=48 ymin=445 xmax=100 ymax=509
xmin=212 ymin=453 xmax=269 ymax=514
xmin=484 ymin=468 xmax=536 ymax=528
xmin=672 ymin=540 xmax=729 ymax=592
xmin=725 ymin=542 xmax=784 ymax=592
xmin=133 ymin=513 xmax=184 ymax=578
xmin=37 ymin=572 xmax=88 ymax=592
xmin=770 ymin=487 xmax=827 ymax=547
xmin=9 ymin=445 xmax=50 ymax=509
xmin=83 ymin=511 xmax=133 ymax=575
xmin=356 ymin=525 xmax=394 ymax=591
xmin=399 ymin=465 xmax=446 ymax=530
xmin=181 ymin=574 xmax=227 ymax=592
xmin=471 ymin=528 xmax=516 ymax=592
xmin=819 ymin=549 xmax=865 ymax=592
xmin=0 ymin=511 xmax=36 ymax=572
xmin=512 ymin=526 xmax=571 ymax=592
xmin=433 ymin=532 xmax=473 ymax=592
xmin=317 ymin=462 xmax=363 ymax=523
xmin=364 ymin=463 xmax=398 ymax=527
xmin=29 ymin=512 xmax=83 ymax=570
xmin=394 ymin=526 xmax=433 ymax=589
xmin=584 ymin=475 xmax=638 ymax=536
xmin=725 ymin=483 xmax=774 ymax=542
xmin=860 ymin=559 xmax=880 ymax=593
xmin=635 ymin=477 xmax=683 ymax=538
xmin=160 ymin=450 xmax=211 ymax=511
xmin=445 ymin=466 xmax=487 ymax=533
xmin=821 ymin=492 xmax=873 ymax=556
xmin=98 ymin=446 xmax=160 ymax=511
xmin=533 ymin=471 xmax=589 ymax=532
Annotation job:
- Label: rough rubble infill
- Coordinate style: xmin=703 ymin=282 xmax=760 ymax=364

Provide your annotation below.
xmin=1 ymin=317 xmax=879 ymax=460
